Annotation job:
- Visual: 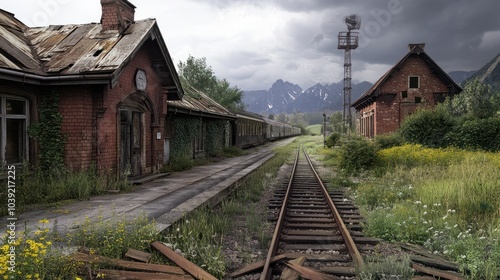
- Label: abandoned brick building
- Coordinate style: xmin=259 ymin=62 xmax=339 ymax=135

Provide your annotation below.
xmin=352 ymin=43 xmax=462 ymax=137
xmin=0 ymin=0 xmax=183 ymax=176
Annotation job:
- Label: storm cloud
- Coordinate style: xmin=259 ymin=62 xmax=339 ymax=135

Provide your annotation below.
xmin=3 ymin=0 xmax=499 ymax=90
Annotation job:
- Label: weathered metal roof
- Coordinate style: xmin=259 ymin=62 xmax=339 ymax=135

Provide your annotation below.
xmin=0 ymin=9 xmax=42 ymax=73
xmin=167 ymin=87 xmax=236 ymax=119
xmin=0 ymin=9 xmax=183 ymax=99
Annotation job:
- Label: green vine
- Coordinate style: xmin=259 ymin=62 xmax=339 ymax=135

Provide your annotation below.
xmin=206 ymin=119 xmax=227 ymax=157
xmin=28 ymin=90 xmax=66 ymax=173
xmin=170 ymin=116 xmax=229 ymax=160
xmin=170 ymin=115 xmax=200 ymax=160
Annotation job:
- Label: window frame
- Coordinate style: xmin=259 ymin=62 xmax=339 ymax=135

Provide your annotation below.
xmin=0 ymin=95 xmax=30 ymax=164
xmin=408 ymin=76 xmax=420 ymax=89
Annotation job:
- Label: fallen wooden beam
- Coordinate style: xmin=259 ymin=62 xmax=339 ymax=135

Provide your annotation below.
xmin=151 ymin=241 xmax=217 ymax=280
xmin=285 ymin=262 xmax=336 ymax=280
xmin=91 ymin=268 xmax=194 ymax=280
xmin=412 ymin=262 xmax=466 ymax=280
xmin=124 ymin=248 xmax=152 ymax=263
xmin=70 ymin=252 xmax=186 ymax=275
xmin=280 ymin=256 xmax=305 ymax=280
xmin=229 ymin=254 xmax=287 ymax=278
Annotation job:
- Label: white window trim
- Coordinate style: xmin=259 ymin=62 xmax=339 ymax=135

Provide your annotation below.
xmin=408 ymin=76 xmax=420 ymax=89
xmin=0 ymin=95 xmax=30 ymax=164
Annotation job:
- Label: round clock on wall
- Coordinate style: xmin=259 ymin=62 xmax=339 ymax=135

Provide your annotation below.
xmin=135 ymin=69 xmax=147 ymax=91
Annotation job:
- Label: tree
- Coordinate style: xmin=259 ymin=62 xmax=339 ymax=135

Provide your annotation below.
xmin=277 ymin=113 xmax=287 ymax=123
xmin=178 ymin=55 xmax=245 ymax=111
xmin=213 ymin=78 xmax=245 ymax=111
xmin=330 ymin=111 xmax=343 ymax=133
xmin=178 ymin=56 xmax=217 ymax=93
xmin=447 ymin=79 xmax=498 ymax=119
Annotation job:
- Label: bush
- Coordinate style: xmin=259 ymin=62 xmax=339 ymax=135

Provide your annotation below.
xmin=399 ymin=107 xmax=455 ymax=148
xmin=447 ymin=117 xmax=500 ymax=152
xmin=374 ymin=133 xmax=405 ymax=149
xmin=325 ymin=132 xmax=341 ymax=148
xmin=338 ymin=137 xmax=378 ymax=175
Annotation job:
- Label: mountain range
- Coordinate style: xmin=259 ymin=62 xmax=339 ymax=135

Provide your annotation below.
xmin=243 ymin=79 xmax=372 ymax=114
xmin=243 ymin=52 xmax=499 ymax=115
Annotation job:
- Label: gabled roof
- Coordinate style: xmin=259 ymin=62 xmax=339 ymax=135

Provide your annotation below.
xmin=352 ymin=44 xmax=462 ymax=109
xmin=167 ymin=87 xmax=236 ymax=120
xmin=0 ymin=9 xmax=183 ymax=100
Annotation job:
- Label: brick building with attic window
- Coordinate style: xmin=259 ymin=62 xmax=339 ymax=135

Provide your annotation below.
xmin=0 ymin=0 xmax=183 ymax=177
xmin=352 ymin=43 xmax=462 ymax=137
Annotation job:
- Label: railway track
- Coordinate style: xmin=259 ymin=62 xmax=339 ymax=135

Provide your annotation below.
xmin=260 ymin=148 xmax=379 ymax=279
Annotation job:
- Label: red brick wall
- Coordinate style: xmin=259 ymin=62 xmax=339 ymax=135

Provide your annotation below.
xmin=59 ymin=86 xmax=95 ymax=170
xmin=101 ymin=0 xmax=135 ymax=31
xmin=97 ymin=42 xmax=165 ymax=175
xmin=358 ymin=55 xmax=450 ymax=136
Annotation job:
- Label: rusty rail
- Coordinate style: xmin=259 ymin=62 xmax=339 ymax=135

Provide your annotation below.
xmin=303 ymin=150 xmax=364 ymax=267
xmin=260 ymin=148 xmax=300 ymax=280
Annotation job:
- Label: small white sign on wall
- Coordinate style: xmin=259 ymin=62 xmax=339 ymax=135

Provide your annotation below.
xmin=157 ymin=132 xmax=161 ymax=140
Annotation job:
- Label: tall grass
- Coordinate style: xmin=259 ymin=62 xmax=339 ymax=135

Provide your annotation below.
xmin=162 ymin=137 xmax=301 ymax=277
xmin=355 ymin=145 xmax=500 ymax=278
xmin=1 ymin=165 xmax=129 ymax=216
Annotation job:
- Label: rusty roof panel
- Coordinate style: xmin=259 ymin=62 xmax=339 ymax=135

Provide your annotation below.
xmin=0 ymin=10 xmax=182 ymax=94
xmin=45 ymin=37 xmax=99 ymax=73
xmin=168 ymin=87 xmax=236 ymax=119
xmin=96 ymin=20 xmax=154 ymax=70
xmin=0 ymin=22 xmax=41 ymax=71
xmin=0 ymin=52 xmax=21 ymax=69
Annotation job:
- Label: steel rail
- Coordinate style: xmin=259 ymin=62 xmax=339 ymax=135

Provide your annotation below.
xmin=259 ymin=148 xmax=300 ymax=280
xmin=303 ymin=150 xmax=365 ymax=267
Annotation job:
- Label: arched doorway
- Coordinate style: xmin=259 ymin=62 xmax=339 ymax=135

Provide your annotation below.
xmin=118 ymin=92 xmax=156 ymax=177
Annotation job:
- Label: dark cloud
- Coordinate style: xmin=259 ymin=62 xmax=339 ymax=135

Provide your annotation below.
xmin=310 ymin=34 xmax=324 ymax=45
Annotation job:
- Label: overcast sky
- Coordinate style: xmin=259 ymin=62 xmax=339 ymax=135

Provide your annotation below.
xmin=3 ymin=0 xmax=500 ymax=90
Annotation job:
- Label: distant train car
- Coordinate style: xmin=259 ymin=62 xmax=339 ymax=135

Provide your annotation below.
xmin=262 ymin=117 xmax=294 ymax=140
xmin=233 ymin=111 xmax=266 ymax=148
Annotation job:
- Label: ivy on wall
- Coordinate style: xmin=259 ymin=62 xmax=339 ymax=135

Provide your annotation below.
xmin=206 ymin=119 xmax=227 ymax=157
xmin=28 ymin=90 xmax=66 ymax=173
xmin=170 ymin=115 xmax=229 ymax=161
xmin=170 ymin=115 xmax=200 ymax=160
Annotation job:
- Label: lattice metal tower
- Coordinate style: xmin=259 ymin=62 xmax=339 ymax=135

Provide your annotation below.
xmin=338 ymin=15 xmax=360 ymax=135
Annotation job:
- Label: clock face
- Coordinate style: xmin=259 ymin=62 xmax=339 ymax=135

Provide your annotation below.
xmin=135 ymin=69 xmax=147 ymax=91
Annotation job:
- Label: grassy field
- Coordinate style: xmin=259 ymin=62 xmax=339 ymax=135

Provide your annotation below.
xmin=305 ymin=124 xmax=322 ymax=135
xmin=317 ymin=140 xmax=500 ymax=279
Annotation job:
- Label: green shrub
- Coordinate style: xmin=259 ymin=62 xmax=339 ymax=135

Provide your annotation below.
xmin=399 ymin=107 xmax=455 ymax=148
xmin=374 ymin=133 xmax=405 ymax=149
xmin=325 ymin=132 xmax=341 ymax=148
xmin=338 ymin=137 xmax=378 ymax=175
xmin=447 ymin=117 xmax=500 ymax=152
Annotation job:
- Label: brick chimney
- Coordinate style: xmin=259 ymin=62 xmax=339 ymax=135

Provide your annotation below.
xmin=101 ymin=0 xmax=136 ymax=32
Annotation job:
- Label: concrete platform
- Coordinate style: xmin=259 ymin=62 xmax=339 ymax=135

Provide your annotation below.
xmin=5 ymin=138 xmax=295 ymax=236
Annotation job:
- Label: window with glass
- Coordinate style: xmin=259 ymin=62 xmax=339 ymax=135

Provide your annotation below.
xmin=0 ymin=95 xmax=29 ymax=164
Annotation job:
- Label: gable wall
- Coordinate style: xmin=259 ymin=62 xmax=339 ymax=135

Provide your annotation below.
xmin=372 ymin=55 xmax=450 ymax=136
xmin=95 ymin=43 xmax=166 ymax=175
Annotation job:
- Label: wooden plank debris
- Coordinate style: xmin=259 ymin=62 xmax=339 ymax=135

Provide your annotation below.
xmin=412 ymin=263 xmax=466 ymax=280
xmin=229 ymin=254 xmax=287 ymax=278
xmin=151 ymin=241 xmax=217 ymax=280
xmin=70 ymin=252 xmax=185 ymax=275
xmin=91 ymin=268 xmax=193 ymax=280
xmin=284 ymin=262 xmax=336 ymax=280
xmin=124 ymin=248 xmax=152 ymax=263
xmin=280 ymin=256 xmax=305 ymax=280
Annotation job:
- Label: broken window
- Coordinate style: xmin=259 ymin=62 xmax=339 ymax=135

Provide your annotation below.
xmin=1 ymin=96 xmax=29 ymax=164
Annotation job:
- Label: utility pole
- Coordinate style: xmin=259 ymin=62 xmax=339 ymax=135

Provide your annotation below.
xmin=323 ymin=113 xmax=326 ymax=147
xmin=338 ymin=15 xmax=360 ymax=137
